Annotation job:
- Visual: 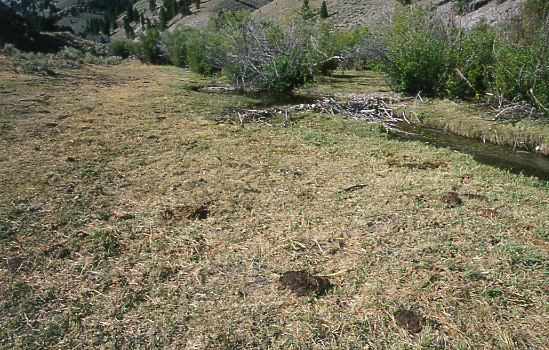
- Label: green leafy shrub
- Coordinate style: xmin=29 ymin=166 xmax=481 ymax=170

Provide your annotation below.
xmin=381 ymin=6 xmax=451 ymax=95
xmin=160 ymin=25 xmax=198 ymax=67
xmin=134 ymin=28 xmax=165 ymax=64
xmin=492 ymin=0 xmax=549 ymax=110
xmin=445 ymin=20 xmax=496 ymax=98
xmin=107 ymin=38 xmax=134 ymax=59
xmin=185 ymin=30 xmax=218 ymax=75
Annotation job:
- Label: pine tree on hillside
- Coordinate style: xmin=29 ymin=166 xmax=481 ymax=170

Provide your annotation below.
xmin=125 ymin=4 xmax=134 ymax=22
xmin=123 ymin=16 xmax=134 ymax=38
xmin=149 ymin=0 xmax=156 ymax=12
xmin=195 ymin=0 xmax=200 ymax=10
xmin=320 ymin=0 xmax=328 ymax=19
xmin=301 ymin=0 xmax=314 ymax=20
xmin=159 ymin=7 xmax=167 ymax=30
xmin=102 ymin=16 xmax=110 ymax=35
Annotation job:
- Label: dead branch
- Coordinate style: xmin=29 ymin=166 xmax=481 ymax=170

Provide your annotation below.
xmin=220 ymin=96 xmax=407 ymax=130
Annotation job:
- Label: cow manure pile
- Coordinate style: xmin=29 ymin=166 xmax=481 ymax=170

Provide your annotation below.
xmin=393 ymin=309 xmax=425 ymax=333
xmin=279 ymin=271 xmax=331 ymax=296
xmin=162 ymin=204 xmax=210 ymax=221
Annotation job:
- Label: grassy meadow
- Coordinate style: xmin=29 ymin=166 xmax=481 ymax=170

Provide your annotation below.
xmin=0 ymin=60 xmax=548 ymax=349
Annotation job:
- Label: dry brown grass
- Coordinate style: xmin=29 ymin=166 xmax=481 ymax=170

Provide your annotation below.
xmin=0 ymin=59 xmax=548 ymax=349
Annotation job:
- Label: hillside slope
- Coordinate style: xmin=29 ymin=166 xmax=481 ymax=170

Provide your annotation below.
xmin=254 ymin=0 xmax=525 ymax=29
xmin=127 ymin=0 xmax=273 ymax=32
xmin=114 ymin=0 xmax=525 ymax=37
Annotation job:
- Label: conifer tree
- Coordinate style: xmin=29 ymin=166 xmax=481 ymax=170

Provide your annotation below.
xmin=320 ymin=0 xmax=328 ymax=19
xmin=126 ymin=5 xmax=134 ymax=22
xmin=149 ymin=0 xmax=156 ymax=12
xmin=159 ymin=7 xmax=167 ymax=30
xmin=195 ymin=0 xmax=200 ymax=9
xmin=102 ymin=16 xmax=111 ymax=35
xmin=300 ymin=0 xmax=314 ymax=20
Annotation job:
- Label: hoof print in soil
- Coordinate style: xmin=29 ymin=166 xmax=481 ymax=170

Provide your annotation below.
xmin=442 ymin=191 xmax=462 ymax=207
xmin=394 ymin=309 xmax=425 ymax=333
xmin=279 ymin=270 xmax=331 ymax=296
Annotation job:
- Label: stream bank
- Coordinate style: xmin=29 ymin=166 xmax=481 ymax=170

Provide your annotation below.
xmin=301 ymin=71 xmax=549 ymax=156
xmin=212 ymin=91 xmax=549 ymax=182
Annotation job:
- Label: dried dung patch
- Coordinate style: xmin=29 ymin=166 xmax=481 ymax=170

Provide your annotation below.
xmin=475 ymin=208 xmax=500 ymax=217
xmin=162 ymin=204 xmax=209 ymax=221
xmin=463 ymin=193 xmax=488 ymax=201
xmin=296 ymin=192 xmax=315 ymax=200
xmin=5 ymin=256 xmax=26 ymax=271
xmin=401 ymin=161 xmax=447 ymax=170
xmin=47 ymin=244 xmax=71 ymax=259
xmin=394 ymin=309 xmax=425 ymax=333
xmin=279 ymin=271 xmax=331 ymax=296
xmin=118 ymin=213 xmax=135 ymax=220
xmin=442 ymin=191 xmax=462 ymax=207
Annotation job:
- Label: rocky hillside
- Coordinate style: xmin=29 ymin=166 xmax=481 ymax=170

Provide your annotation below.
xmin=2 ymin=0 xmax=527 ymax=41
xmin=254 ymin=0 xmax=525 ymax=30
xmin=121 ymin=0 xmax=273 ymax=35
xmin=124 ymin=0 xmax=526 ymax=34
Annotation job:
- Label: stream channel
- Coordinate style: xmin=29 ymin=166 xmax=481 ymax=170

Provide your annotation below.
xmin=388 ymin=122 xmax=549 ymax=182
xmin=209 ymin=87 xmax=549 ymax=182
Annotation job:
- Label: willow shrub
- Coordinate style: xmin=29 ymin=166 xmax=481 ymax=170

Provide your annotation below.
xmin=382 ymin=1 xmax=549 ymax=113
xmin=381 ymin=6 xmax=451 ymax=95
xmin=197 ymin=11 xmax=321 ymax=91
xmin=492 ymin=0 xmax=549 ymax=110
xmin=381 ymin=6 xmax=496 ymax=98
xmin=160 ymin=26 xmax=199 ymax=68
xmin=445 ymin=20 xmax=496 ymax=98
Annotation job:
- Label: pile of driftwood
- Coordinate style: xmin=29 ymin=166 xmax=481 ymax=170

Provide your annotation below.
xmin=303 ymin=97 xmax=403 ymax=126
xmin=225 ymin=96 xmax=408 ymax=130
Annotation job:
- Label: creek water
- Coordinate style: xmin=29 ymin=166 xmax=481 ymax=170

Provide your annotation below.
xmin=389 ymin=122 xmax=549 ymax=182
